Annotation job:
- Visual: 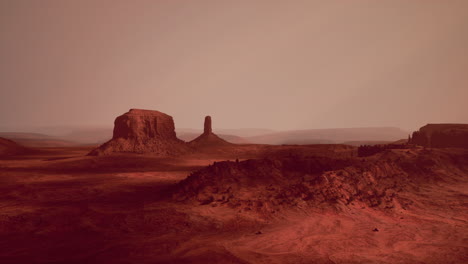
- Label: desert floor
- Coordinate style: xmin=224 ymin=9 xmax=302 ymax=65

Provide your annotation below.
xmin=0 ymin=146 xmax=467 ymax=264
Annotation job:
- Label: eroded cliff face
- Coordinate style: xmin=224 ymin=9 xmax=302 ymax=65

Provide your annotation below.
xmin=189 ymin=116 xmax=232 ymax=149
xmin=174 ymin=148 xmax=468 ymax=214
xmin=112 ymin=109 xmax=178 ymax=140
xmin=89 ymin=109 xmax=189 ymax=156
xmin=89 ymin=110 xmax=239 ymax=156
xmin=411 ymin=124 xmax=468 ymax=148
xmin=203 ymin=116 xmax=212 ymax=134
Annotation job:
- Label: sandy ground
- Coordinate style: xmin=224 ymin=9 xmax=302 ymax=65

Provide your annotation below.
xmin=0 ymin=146 xmax=466 ymax=263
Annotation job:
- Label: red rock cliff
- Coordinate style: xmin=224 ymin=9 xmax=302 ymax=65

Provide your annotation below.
xmin=89 ymin=109 xmax=189 ymax=156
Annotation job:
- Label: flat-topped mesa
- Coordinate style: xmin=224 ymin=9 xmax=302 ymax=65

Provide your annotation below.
xmin=204 ymin=116 xmax=212 ymax=134
xmin=89 ymin=109 xmax=189 ymax=156
xmin=409 ymin=123 xmax=468 ymax=148
xmin=112 ymin=109 xmax=177 ymax=140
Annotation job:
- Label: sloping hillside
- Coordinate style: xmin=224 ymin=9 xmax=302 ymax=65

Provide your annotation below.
xmin=0 ymin=137 xmax=30 ymax=156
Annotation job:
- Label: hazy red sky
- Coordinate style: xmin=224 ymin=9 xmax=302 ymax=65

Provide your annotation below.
xmin=1 ymin=0 xmax=467 ymax=131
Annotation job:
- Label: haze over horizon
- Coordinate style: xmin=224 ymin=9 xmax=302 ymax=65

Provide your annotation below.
xmin=1 ymin=0 xmax=468 ymax=132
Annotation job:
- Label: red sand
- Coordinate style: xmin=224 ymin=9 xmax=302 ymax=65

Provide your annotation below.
xmin=0 ymin=144 xmax=467 ymax=263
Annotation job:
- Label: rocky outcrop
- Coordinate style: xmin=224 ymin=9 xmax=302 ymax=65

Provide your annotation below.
xmin=410 ymin=124 xmax=468 ymax=148
xmin=89 ymin=109 xmax=189 ymax=156
xmin=203 ymin=116 xmax=212 ymax=134
xmin=189 ymin=116 xmax=232 ymax=148
xmin=173 ymin=149 xmax=468 ymax=213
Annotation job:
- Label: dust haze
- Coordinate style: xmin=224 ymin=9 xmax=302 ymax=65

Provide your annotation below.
xmin=1 ymin=1 xmax=468 ymax=264
xmin=1 ymin=0 xmax=468 ymax=131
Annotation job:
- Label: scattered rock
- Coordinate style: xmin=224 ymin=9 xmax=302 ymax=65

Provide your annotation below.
xmin=174 ymin=149 xmax=468 ymax=215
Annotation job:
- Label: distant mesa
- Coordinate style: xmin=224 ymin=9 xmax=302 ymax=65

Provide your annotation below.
xmin=189 ymin=116 xmax=233 ymax=148
xmin=409 ymin=124 xmax=468 ymax=148
xmin=244 ymin=127 xmax=408 ymax=145
xmin=0 ymin=137 xmax=29 ymax=157
xmin=89 ymin=109 xmax=189 ymax=156
xmin=0 ymin=132 xmax=78 ymax=147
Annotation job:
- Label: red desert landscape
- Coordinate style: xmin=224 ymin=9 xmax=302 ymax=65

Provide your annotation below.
xmin=1 ymin=1 xmax=468 ymax=263
xmin=1 ymin=108 xmax=467 ymax=263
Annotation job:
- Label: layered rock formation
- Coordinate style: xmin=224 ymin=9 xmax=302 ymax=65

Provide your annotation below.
xmin=410 ymin=124 xmax=468 ymax=148
xmin=203 ymin=116 xmax=212 ymax=134
xmin=89 ymin=109 xmax=189 ymax=155
xmin=189 ymin=116 xmax=232 ymax=148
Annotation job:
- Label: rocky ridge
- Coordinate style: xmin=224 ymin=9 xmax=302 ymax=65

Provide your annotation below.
xmin=174 ymin=148 xmax=468 ymax=215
